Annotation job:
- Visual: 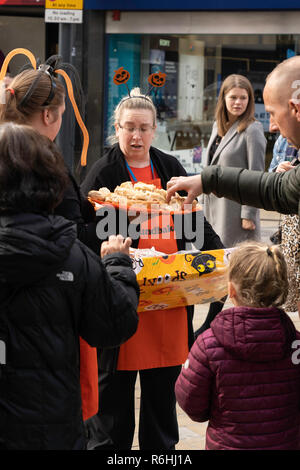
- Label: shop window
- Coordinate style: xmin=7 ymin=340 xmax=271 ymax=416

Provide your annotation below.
xmin=104 ymin=33 xmax=300 ymax=174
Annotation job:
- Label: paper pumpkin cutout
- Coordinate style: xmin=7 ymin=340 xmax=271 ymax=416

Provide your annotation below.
xmin=160 ymin=254 xmax=177 ymax=265
xmin=113 ymin=67 xmax=130 ymax=85
xmin=148 ymin=71 xmax=166 ymax=88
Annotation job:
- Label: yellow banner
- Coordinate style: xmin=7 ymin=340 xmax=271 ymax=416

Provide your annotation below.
xmin=45 ymin=0 xmax=83 ymax=9
xmin=131 ymin=248 xmax=231 ymax=313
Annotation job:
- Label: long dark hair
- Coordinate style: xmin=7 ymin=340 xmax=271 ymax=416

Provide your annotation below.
xmin=215 ymin=74 xmax=255 ymax=136
xmin=0 ymin=122 xmax=68 ymax=213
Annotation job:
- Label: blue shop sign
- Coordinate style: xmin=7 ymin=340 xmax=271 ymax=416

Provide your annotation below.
xmin=84 ymin=0 xmax=300 ymax=10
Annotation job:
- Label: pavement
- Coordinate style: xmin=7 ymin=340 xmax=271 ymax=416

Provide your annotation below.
xmin=131 ymin=209 xmax=300 ymax=450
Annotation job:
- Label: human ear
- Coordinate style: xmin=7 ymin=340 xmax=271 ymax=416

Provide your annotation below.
xmin=41 ymin=109 xmax=49 ymax=125
xmin=228 ymin=281 xmax=237 ymax=300
xmin=288 ymin=99 xmax=300 ymax=122
xmin=42 ymin=108 xmax=56 ymax=126
xmin=114 ymin=122 xmax=120 ymax=138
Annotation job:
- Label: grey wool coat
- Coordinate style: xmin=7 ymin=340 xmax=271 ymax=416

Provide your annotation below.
xmin=201 ymin=119 xmax=266 ymax=248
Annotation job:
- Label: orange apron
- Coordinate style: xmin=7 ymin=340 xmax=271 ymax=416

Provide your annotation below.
xmin=117 ymin=163 xmax=188 ymax=371
xmin=79 ymin=338 xmax=98 ymax=420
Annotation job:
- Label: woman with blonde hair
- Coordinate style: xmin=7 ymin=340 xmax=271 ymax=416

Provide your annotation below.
xmin=81 ymin=86 xmax=225 ymax=450
xmin=201 ymin=74 xmax=266 ymax=249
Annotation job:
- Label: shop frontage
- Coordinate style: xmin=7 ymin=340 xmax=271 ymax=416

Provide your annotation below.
xmin=1 ymin=1 xmax=300 ymax=174
xmin=0 ymin=0 xmax=59 ymax=75
xmin=100 ymin=8 xmax=300 ymax=174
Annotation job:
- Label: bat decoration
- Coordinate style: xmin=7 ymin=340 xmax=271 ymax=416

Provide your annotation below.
xmin=185 ymin=253 xmax=216 ymax=276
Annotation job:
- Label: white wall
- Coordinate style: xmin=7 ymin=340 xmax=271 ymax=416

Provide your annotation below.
xmin=106 ymin=10 xmax=300 ymax=35
xmin=0 ymin=16 xmax=45 ymax=77
xmin=178 ymin=38 xmax=204 ymax=121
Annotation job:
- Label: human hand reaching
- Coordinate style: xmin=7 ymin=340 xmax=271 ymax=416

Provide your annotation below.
xmin=166 ymin=174 xmax=203 ymax=205
xmin=276 ymin=161 xmax=294 ymax=173
xmin=242 ymin=218 xmax=256 ymax=231
xmin=101 ymin=234 xmax=132 ymax=258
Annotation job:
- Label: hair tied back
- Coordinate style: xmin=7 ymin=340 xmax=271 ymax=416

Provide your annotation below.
xmin=0 ymin=48 xmax=89 ymax=167
xmin=0 ymin=48 xmax=36 ymax=105
xmin=266 ymin=247 xmax=273 ymax=257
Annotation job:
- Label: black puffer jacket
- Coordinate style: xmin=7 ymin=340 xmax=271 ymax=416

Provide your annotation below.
xmin=0 ymin=213 xmax=139 ymax=450
xmin=55 ymin=170 xmax=99 ymax=253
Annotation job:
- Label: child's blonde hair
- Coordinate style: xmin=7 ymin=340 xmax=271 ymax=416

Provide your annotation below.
xmin=228 ymin=242 xmax=288 ymax=308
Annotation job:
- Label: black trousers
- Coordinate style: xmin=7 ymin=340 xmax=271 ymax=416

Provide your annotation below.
xmin=194 ymin=297 xmax=227 ymax=339
xmin=86 ymin=366 xmax=181 ymax=450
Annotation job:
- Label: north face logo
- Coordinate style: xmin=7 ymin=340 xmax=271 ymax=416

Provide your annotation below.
xmin=56 ymin=271 xmax=74 ymax=282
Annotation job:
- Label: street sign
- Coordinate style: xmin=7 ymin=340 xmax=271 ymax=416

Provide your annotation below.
xmin=45 ymin=0 xmax=83 ymax=23
xmin=45 ymin=9 xmax=83 ymax=22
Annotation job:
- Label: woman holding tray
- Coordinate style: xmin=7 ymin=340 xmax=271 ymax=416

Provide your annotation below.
xmin=81 ymin=87 xmax=225 ymax=450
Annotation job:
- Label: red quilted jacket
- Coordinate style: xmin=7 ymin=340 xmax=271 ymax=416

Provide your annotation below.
xmin=175 ymin=306 xmax=300 ymax=450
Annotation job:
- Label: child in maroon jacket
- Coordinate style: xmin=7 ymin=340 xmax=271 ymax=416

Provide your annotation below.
xmin=175 ymin=241 xmax=300 ymax=450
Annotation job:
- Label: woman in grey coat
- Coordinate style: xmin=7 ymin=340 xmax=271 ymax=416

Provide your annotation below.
xmin=202 ymin=74 xmax=266 ymax=248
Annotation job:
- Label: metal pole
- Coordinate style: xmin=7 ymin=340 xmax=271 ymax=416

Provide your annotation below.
xmin=56 ymin=22 xmax=81 ymax=172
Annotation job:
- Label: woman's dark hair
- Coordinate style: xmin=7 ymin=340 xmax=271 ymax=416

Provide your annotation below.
xmin=0 ymin=122 xmax=68 ymax=213
xmin=215 ymin=74 xmax=255 ymax=137
xmin=0 ymin=54 xmax=85 ymax=126
xmin=0 ymin=68 xmax=65 ymax=124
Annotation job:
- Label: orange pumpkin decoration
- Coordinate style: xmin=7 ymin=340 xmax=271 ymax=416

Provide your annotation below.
xmin=159 ymin=254 xmax=176 ymax=265
xmin=148 ymin=71 xmax=166 ymax=88
xmin=113 ymin=67 xmax=130 ymax=85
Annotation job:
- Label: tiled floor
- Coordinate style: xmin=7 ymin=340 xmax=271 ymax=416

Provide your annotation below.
xmin=132 ymin=210 xmax=300 ymax=450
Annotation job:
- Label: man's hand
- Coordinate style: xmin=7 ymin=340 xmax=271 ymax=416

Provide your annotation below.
xmin=242 ymin=218 xmax=256 ymax=231
xmin=166 ymin=174 xmax=203 ymax=205
xmin=101 ymin=234 xmax=132 ymax=258
xmin=276 ymin=161 xmax=294 ymax=173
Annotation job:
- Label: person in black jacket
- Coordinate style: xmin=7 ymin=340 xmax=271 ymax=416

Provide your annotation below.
xmin=81 ymin=87 xmax=225 ymax=450
xmin=0 ymin=122 xmax=139 ymax=450
xmin=0 ymin=57 xmax=103 ymax=423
